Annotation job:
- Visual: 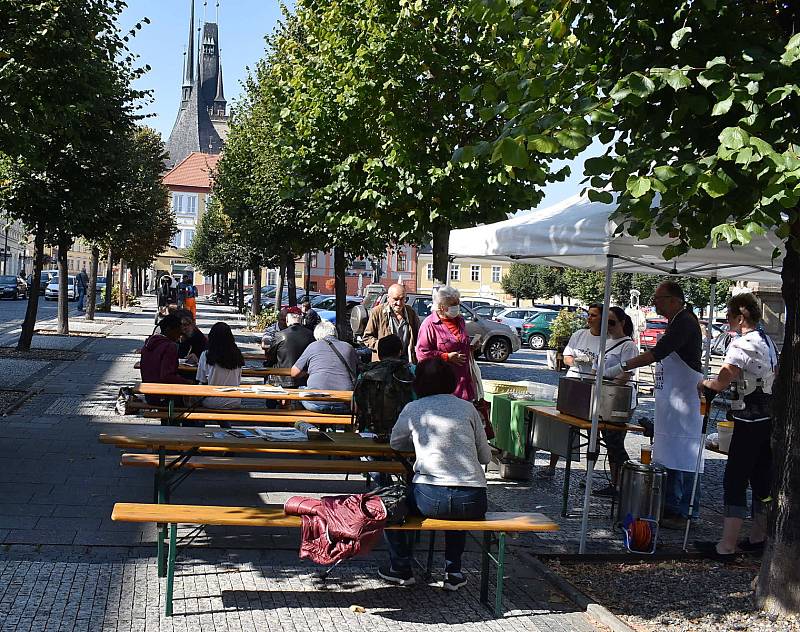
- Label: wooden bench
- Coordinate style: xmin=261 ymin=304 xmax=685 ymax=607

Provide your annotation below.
xmin=121 ymin=453 xmax=407 ymax=475
xmin=112 ymin=502 xmax=559 ymax=617
xmin=127 ymin=399 xmax=343 ymax=418
xmin=142 ymin=411 xmax=353 ymax=427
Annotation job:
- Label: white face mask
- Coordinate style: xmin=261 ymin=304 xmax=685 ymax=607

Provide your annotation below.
xmin=443 ymin=305 xmax=460 ymax=319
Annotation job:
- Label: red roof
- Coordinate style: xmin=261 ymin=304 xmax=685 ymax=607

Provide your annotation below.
xmin=162 ymin=152 xmax=220 ymax=189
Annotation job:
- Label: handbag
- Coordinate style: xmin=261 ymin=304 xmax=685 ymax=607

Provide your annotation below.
xmin=468 ymin=353 xmax=495 ymax=440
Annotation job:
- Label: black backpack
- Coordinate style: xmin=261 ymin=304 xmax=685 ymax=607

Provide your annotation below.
xmin=353 ymin=358 xmax=415 ymax=437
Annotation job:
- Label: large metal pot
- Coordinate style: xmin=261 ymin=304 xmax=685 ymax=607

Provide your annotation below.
xmin=616 ymin=461 xmax=667 ymax=525
xmin=556 ymin=376 xmax=635 ymax=423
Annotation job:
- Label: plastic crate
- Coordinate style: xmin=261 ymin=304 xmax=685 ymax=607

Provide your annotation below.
xmin=482 ymin=380 xmax=528 ymax=395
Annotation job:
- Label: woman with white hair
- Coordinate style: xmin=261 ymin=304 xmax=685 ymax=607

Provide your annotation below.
xmin=415 ymin=286 xmax=475 ymax=401
xmin=290 ymin=320 xmax=357 ymax=413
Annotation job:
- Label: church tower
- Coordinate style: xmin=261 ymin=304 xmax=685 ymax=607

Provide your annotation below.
xmin=165 ymin=0 xmax=228 ymax=169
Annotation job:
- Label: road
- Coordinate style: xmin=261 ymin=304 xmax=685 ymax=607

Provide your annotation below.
xmin=0 ymin=295 xmax=82 ymax=344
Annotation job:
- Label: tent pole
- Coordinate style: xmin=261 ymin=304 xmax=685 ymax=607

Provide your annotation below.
xmin=702 ymin=278 xmax=717 ymax=377
xmin=578 ymin=254 xmax=615 ymax=554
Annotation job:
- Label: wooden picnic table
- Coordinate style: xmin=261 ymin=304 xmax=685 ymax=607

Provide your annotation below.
xmin=134 ymin=383 xmax=352 ymax=403
xmin=133 ymin=361 xmax=291 ymax=378
xmin=526 ymin=406 xmax=644 ymax=516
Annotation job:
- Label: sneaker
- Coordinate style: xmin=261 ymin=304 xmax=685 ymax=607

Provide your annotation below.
xmin=378 ymin=566 xmax=415 ymax=586
xmin=592 ymin=484 xmax=618 ymax=498
xmin=442 ymin=573 xmax=467 ymax=591
xmin=536 ymin=466 xmax=555 ymax=478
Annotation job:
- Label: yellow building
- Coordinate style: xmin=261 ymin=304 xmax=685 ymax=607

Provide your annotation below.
xmin=416 ymin=248 xmax=517 ymax=303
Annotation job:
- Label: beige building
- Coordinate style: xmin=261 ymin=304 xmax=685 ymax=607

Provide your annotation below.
xmin=416 ymin=248 xmax=515 ymax=302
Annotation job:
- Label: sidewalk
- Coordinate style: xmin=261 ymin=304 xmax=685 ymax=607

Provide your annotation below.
xmin=0 ymin=297 xmax=606 ymax=631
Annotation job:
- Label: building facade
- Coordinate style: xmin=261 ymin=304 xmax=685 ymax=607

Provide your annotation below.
xmin=415 ymin=247 xmax=515 ymax=302
xmin=0 ymin=220 xmax=30 ymax=277
xmin=299 ymin=246 xmax=418 ymax=295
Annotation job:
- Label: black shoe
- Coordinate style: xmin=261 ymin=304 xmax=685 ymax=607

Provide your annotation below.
xmin=442 ymin=573 xmax=467 ymax=591
xmin=592 ymin=484 xmax=618 ymax=498
xmin=378 ymin=566 xmax=415 ymax=586
xmin=660 ymin=513 xmax=685 ymax=530
xmin=694 ymin=541 xmax=738 ymax=561
xmin=738 ymin=539 xmax=765 ymax=553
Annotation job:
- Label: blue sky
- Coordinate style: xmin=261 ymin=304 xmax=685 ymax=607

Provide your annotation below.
xmin=120 ymin=0 xmax=595 ymax=209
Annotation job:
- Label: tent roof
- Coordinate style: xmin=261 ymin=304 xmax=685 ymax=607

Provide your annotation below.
xmin=449 ymin=194 xmax=783 ymax=283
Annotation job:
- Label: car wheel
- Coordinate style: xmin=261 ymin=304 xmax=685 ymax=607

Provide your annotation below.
xmin=484 ymin=336 xmax=511 ymax=362
xmin=528 ymin=333 xmax=547 ymax=350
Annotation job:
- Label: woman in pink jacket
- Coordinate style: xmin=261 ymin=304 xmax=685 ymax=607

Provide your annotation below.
xmin=415 ymin=286 xmax=475 ymax=401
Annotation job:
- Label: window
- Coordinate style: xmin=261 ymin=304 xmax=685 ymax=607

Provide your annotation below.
xmin=426 ymin=263 xmax=433 ymax=281
xmin=470 ymin=265 xmax=480 ymax=282
xmin=182 ymin=229 xmax=195 ymax=248
xmin=397 ymin=251 xmax=408 ymax=272
xmin=310 ymin=253 xmax=318 ymax=267
xmin=171 ymin=232 xmax=181 ymax=249
xmin=491 ymin=265 xmax=501 ymax=283
xmin=449 ymin=264 xmax=460 ymax=281
xmin=267 ymin=270 xmax=277 ymax=285
xmin=172 ymin=193 xmax=198 ymax=216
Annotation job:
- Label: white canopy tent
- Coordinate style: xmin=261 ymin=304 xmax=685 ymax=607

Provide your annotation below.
xmin=449 ymin=193 xmax=784 ymax=553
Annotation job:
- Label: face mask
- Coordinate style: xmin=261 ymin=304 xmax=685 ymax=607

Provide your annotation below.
xmin=444 ymin=305 xmax=460 ymax=318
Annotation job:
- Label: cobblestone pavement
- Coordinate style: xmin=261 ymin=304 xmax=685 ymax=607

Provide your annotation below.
xmin=0 ymin=298 xmax=605 ymax=631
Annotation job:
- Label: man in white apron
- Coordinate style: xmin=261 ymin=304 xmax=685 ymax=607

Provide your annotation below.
xmin=617 ymin=281 xmax=704 ymax=529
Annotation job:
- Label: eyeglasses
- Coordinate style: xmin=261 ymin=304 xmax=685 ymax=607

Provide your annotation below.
xmin=608 ymin=319 xmax=618 ymax=325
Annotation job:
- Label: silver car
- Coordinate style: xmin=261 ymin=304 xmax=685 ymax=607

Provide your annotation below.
xmin=44 ymin=275 xmax=78 ymax=301
xmin=493 ymin=307 xmax=546 ymax=334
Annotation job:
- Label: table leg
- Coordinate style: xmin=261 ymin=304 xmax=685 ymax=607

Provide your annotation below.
xmin=165 ymin=523 xmax=177 ymax=616
xmin=157 ymin=448 xmax=167 ymax=577
xmin=425 ymin=532 xmax=435 ymax=578
xmin=168 ymin=398 xmax=174 ymax=427
xmin=561 ymin=427 xmax=574 ymax=517
xmin=495 ymin=532 xmax=506 ymax=618
xmin=480 ymin=532 xmax=490 ymax=605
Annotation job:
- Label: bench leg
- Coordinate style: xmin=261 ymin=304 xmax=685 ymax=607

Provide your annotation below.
xmin=165 ymin=523 xmax=177 ymax=616
xmin=157 ymin=450 xmax=167 ymax=577
xmin=425 ymin=532 xmax=435 ymax=578
xmin=495 ymin=532 xmax=506 ymax=618
xmin=480 ymin=532 xmax=490 ymax=605
xmin=562 ymin=427 xmax=574 ymax=517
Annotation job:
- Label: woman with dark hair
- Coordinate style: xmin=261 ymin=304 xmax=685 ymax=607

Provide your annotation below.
xmin=592 ymin=306 xmax=640 ymax=497
xmin=195 ymin=322 xmax=245 ymax=409
xmin=695 ymin=293 xmax=777 ymax=560
xmin=380 ymin=357 xmax=491 ymax=591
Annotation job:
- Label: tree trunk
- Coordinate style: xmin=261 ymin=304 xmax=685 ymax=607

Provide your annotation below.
xmin=757 ymin=237 xmax=800 ymax=615
xmin=287 ymin=254 xmax=297 ymax=306
xmin=275 ymin=261 xmax=285 ymax=312
xmin=85 ymin=246 xmax=99 ymax=321
xmin=251 ymin=265 xmax=262 ymax=316
xmin=18 ymin=231 xmax=45 ymax=351
xmin=56 ymin=237 xmax=70 ymax=335
xmin=237 ymin=268 xmax=244 ymax=311
xmin=334 ymin=247 xmax=352 ymax=341
xmin=103 ymin=249 xmax=114 ymax=312
xmin=431 ymin=220 xmax=450 ymax=288
xmin=118 ymin=260 xmax=126 ymax=308
xmin=304 ymin=252 xmax=312 ymax=295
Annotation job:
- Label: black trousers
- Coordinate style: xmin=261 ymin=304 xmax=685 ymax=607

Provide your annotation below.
xmin=723 ymin=417 xmax=772 ymax=519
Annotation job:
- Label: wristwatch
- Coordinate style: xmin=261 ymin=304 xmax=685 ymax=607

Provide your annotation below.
xmin=620 ymin=360 xmax=629 ymax=371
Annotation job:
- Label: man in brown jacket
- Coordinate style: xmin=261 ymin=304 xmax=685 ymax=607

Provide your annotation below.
xmin=363 ymin=283 xmax=420 ymax=363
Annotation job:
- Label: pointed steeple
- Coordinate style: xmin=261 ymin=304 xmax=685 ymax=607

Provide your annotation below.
xmin=214 ymin=55 xmax=225 ymax=103
xmin=183 ymin=0 xmax=195 ymax=88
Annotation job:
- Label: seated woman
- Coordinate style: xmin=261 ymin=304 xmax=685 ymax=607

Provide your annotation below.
xmin=380 ymin=357 xmax=491 ymax=591
xmin=195 ymin=322 xmax=245 ymax=410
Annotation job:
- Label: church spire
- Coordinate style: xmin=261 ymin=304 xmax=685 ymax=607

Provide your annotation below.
xmin=183 ymin=0 xmax=195 ymax=88
xmin=214 ymin=53 xmax=225 ymax=103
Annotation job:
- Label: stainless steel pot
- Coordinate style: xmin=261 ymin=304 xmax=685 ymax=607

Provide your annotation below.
xmin=556 ymin=376 xmax=635 ymax=423
xmin=616 ymin=460 xmax=667 ymax=524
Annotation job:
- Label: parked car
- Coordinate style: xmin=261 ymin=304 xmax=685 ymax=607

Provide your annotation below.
xmin=95 ymin=276 xmax=107 ymax=298
xmin=533 ymin=303 xmax=586 ymax=313
xmin=472 ymin=305 xmax=509 ymax=320
xmin=28 ymin=270 xmax=57 ymax=295
xmin=460 ymin=297 xmax=507 ymax=310
xmin=352 ymin=291 xmax=521 ymax=362
xmin=0 ymin=275 xmax=28 ymax=300
xmin=520 ymin=310 xmax=561 ymax=350
xmin=494 ymin=307 xmax=547 ymax=334
xmin=44 ymin=275 xmax=78 ymax=301
xmin=243 ymin=285 xmax=277 ymax=307
xmin=639 ymin=318 xmax=668 ymax=349
xmin=312 ymin=295 xmax=363 ymax=311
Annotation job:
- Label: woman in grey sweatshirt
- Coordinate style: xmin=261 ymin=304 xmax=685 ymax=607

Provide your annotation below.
xmin=379 ymin=357 xmax=491 ymax=592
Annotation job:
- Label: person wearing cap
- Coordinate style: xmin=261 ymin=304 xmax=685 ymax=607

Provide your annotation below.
xmin=266 ymin=306 xmax=315 ymax=387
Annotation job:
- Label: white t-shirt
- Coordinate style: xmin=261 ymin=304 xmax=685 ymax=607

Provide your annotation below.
xmin=723 ymin=330 xmax=777 ymax=394
xmin=563 ymin=328 xmax=606 ymax=378
xmin=196 ymin=350 xmax=242 ymax=409
xmin=603 ymin=336 xmax=639 ymax=407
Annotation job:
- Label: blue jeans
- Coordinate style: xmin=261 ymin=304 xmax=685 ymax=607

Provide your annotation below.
xmin=385 ymin=483 xmax=487 ymax=575
xmin=77 ymin=288 xmax=86 ymax=311
xmin=301 ymin=400 xmax=350 ymax=414
xmin=665 ymin=468 xmax=701 ymax=518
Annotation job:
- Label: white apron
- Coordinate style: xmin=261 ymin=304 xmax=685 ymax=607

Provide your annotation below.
xmin=653 ymin=352 xmax=704 ymax=473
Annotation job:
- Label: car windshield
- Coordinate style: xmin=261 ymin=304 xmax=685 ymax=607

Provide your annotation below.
xmin=0 ymin=276 xmax=17 ymax=283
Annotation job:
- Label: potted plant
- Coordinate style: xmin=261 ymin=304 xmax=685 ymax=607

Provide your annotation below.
xmin=549 ymin=309 xmax=585 ymax=371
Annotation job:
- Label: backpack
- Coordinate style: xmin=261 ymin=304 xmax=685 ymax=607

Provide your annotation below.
xmin=353 ymin=358 xmax=415 ymax=437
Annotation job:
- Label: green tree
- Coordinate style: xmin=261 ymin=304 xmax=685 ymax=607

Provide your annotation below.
xmin=501 ymin=264 xmax=539 ymax=305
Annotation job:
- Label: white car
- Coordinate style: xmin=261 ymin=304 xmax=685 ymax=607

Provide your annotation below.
xmin=44 ymin=275 xmax=78 ymax=301
xmin=494 ymin=307 xmax=547 ymax=334
xmin=460 ymin=297 xmax=508 ymax=310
